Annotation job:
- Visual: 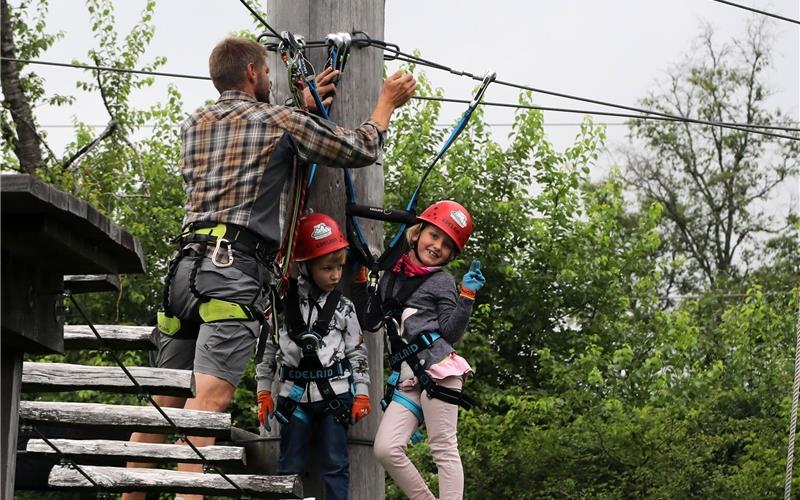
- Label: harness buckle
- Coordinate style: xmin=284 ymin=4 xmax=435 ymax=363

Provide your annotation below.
xmin=386 ymin=317 xmax=401 ymax=335
xmin=211 ymin=238 xmax=234 ymax=268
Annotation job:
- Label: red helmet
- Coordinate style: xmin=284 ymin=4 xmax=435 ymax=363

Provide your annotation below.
xmin=293 ymin=213 xmax=349 ymax=262
xmin=417 ymin=200 xmax=473 ymax=252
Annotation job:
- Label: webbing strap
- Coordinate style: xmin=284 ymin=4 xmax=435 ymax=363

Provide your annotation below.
xmin=281 ymin=279 xmax=350 ymax=425
xmin=344 ymin=71 xmax=496 ymax=274
xmin=392 ymin=390 xmax=424 ymax=425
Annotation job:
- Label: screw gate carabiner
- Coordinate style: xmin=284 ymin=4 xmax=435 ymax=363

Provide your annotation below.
xmin=211 ymin=238 xmax=234 ymax=268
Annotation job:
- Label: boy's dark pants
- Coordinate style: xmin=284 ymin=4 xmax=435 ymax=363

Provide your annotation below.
xmin=278 ymin=393 xmax=353 ymax=500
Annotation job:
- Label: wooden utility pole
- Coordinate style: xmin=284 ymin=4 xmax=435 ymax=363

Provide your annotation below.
xmin=266 ymin=2 xmax=386 ymax=499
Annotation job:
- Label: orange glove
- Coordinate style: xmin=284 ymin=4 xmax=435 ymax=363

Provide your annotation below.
xmin=257 ymin=390 xmax=274 ymax=430
xmin=351 ymin=394 xmax=372 ymax=423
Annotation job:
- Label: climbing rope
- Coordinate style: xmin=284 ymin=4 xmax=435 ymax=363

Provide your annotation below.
xmin=785 ymin=301 xmax=800 ymax=499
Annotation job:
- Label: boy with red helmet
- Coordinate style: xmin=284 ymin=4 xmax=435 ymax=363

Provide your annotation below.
xmin=354 ymin=199 xmax=485 ymax=500
xmin=255 ymin=212 xmax=371 ymax=500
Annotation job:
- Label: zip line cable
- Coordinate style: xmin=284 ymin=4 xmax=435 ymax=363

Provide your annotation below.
xmin=0 ymin=50 xmax=800 ymax=141
xmin=3 ymin=56 xmax=798 ymax=141
xmin=1 ymin=57 xmax=211 ymax=81
xmin=378 ymin=48 xmax=800 ymax=141
xmin=414 ymin=95 xmax=800 ymax=139
xmin=64 ymin=291 xmax=245 ymax=494
xmin=709 ymin=0 xmax=800 ymax=25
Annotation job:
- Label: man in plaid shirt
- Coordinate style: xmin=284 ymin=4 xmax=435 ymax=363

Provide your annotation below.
xmin=122 ymin=37 xmax=415 ymax=499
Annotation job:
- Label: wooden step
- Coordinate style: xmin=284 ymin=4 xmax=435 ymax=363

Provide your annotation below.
xmin=26 ymin=439 xmax=246 ymax=466
xmin=63 ymin=324 xmax=155 ymax=351
xmin=48 ymin=465 xmax=303 ymax=498
xmin=22 ymin=362 xmax=194 ymax=397
xmin=19 ymin=401 xmax=231 ymax=438
xmin=64 ymin=274 xmax=120 ymax=293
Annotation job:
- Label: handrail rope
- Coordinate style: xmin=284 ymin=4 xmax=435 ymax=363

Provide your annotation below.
xmin=29 ymin=425 xmax=108 ymax=496
xmin=3 ymin=56 xmax=798 ymax=137
xmin=785 ymin=302 xmax=800 ymax=500
xmin=65 ymin=292 xmax=245 ymax=494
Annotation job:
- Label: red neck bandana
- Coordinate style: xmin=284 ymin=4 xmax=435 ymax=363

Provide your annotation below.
xmin=392 ymin=253 xmax=441 ymax=278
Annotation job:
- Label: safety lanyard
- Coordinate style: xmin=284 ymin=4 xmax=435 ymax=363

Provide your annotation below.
xmin=344 ymin=71 xmax=496 ymax=286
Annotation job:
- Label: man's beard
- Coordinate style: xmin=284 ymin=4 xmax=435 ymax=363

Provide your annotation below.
xmin=255 ymin=87 xmax=270 ymax=104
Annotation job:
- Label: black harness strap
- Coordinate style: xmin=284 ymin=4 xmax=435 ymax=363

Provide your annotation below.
xmin=382 ymin=270 xmax=476 ymax=411
xmin=277 ymin=279 xmax=351 ymax=425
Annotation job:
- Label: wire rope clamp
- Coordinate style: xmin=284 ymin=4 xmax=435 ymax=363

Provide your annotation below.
xmin=211 ymin=238 xmax=234 ymax=268
xmin=470 ymin=70 xmax=496 ymax=107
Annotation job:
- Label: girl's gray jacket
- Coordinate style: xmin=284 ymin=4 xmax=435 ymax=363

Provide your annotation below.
xmin=255 ymin=276 xmax=369 ymax=401
xmin=353 ymin=268 xmax=474 ymax=370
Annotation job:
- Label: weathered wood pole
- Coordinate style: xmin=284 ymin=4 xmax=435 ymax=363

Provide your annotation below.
xmin=266 ymin=1 xmax=386 ymax=499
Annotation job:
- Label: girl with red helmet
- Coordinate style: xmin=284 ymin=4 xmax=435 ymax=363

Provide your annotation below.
xmin=354 ymin=200 xmax=485 ymax=500
xmin=255 ymin=212 xmax=371 ymax=500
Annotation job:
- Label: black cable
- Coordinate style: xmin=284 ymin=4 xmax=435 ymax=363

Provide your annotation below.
xmin=0 ymin=57 xmax=211 ymax=81
xmin=709 ymin=0 xmax=800 ymax=25
xmin=373 ymin=47 xmax=800 ymax=141
xmin=237 ymin=0 xmax=282 ymax=39
xmin=30 ymin=425 xmax=106 ymax=493
xmin=413 ymin=96 xmax=800 ymax=140
xmin=4 ymin=56 xmax=798 ymax=139
xmin=65 ymin=292 xmax=245 ymax=494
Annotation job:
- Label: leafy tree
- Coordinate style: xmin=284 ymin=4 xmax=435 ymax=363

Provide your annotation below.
xmin=1 ymin=0 xmax=72 ymax=172
xmin=623 ymin=20 xmax=800 ymax=293
xmin=2 ymin=0 xmax=186 ymax=326
xmin=383 ymin=67 xmax=799 ymax=500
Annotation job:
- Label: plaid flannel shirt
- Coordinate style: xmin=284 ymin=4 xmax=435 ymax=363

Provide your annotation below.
xmin=180 ymin=90 xmax=385 ymax=251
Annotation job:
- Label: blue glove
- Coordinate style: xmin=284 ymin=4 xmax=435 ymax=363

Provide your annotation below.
xmin=461 ymin=260 xmax=485 ymax=292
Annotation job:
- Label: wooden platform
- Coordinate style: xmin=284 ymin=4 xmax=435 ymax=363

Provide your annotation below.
xmin=48 ymin=465 xmax=303 ymax=498
xmin=26 ymin=439 xmax=246 ymax=466
xmin=19 ymin=401 xmax=231 ymax=438
xmin=63 ymin=324 xmax=155 ymax=351
xmin=22 ymin=362 xmax=194 ymax=397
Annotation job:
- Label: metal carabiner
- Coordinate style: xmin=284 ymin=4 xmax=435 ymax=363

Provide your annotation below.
xmin=211 ymin=238 xmax=234 ymax=268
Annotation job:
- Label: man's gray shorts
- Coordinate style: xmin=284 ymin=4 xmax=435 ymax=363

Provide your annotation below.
xmin=151 ymin=250 xmax=270 ymax=388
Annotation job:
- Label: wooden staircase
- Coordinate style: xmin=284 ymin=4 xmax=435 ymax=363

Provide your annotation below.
xmin=17 ymin=324 xmax=303 ymax=498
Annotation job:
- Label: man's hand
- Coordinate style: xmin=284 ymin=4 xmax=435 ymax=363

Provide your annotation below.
xmin=379 ymin=71 xmax=417 ymax=109
xmin=257 ymin=390 xmax=274 ymax=431
xmin=370 ymin=71 xmax=417 ymax=130
xmin=304 ymin=67 xmax=339 ymax=115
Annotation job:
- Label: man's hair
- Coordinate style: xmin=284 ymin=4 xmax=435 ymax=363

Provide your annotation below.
xmin=208 ymin=37 xmax=268 ymax=93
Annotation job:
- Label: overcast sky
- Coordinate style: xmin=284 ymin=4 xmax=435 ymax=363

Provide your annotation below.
xmin=12 ymin=0 xmax=800 ymax=209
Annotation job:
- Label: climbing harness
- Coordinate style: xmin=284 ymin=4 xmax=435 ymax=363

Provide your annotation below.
xmin=344 ymin=71 xmax=496 ymax=292
xmin=156 ymin=222 xmax=273 ymax=350
xmin=273 ymin=279 xmax=353 ymax=427
xmin=374 ymin=267 xmax=476 ymax=441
